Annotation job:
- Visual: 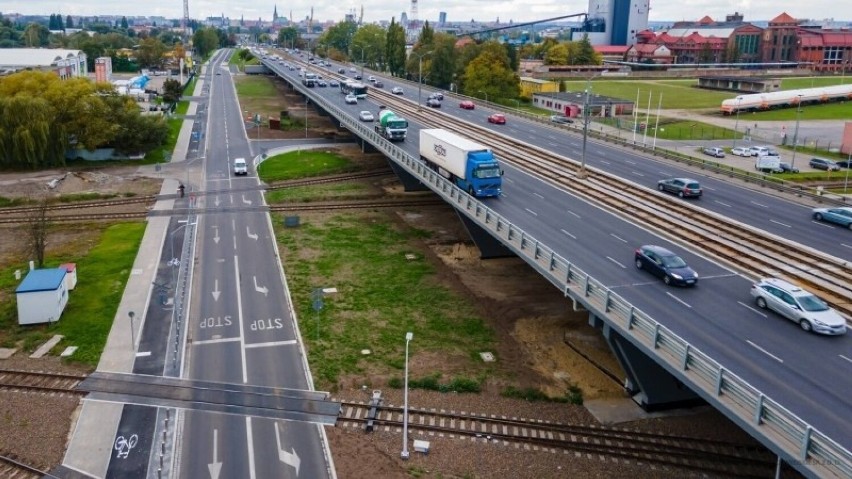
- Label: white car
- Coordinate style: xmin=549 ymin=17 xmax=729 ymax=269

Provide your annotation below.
xmin=731 ymin=147 xmax=751 ymax=157
xmin=750 ymin=277 xmax=847 ymax=335
xmin=392 ymin=87 xmax=404 ymax=95
xmin=359 ymin=111 xmax=374 ymax=121
xmin=344 ymin=94 xmax=358 ymax=104
xmin=368 ymin=76 xmax=376 ymax=83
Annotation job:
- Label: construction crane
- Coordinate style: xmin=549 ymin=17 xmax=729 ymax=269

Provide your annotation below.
xmin=182 ymin=0 xmax=190 ymax=42
xmin=456 ymin=12 xmax=587 ymax=38
xmin=359 ymin=5 xmax=364 ymax=25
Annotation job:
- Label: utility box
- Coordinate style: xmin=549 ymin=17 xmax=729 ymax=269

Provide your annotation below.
xmin=16 ymin=268 xmax=69 ymax=325
xmin=269 ymin=117 xmax=281 ymax=129
xmin=413 ymin=440 xmax=430 ymax=454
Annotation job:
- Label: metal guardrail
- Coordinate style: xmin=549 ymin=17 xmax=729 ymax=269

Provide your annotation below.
xmin=279 ymin=64 xmax=852 ymax=479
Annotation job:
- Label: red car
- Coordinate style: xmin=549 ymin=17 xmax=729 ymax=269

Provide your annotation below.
xmin=487 ymin=113 xmax=506 ymax=124
xmin=459 ymin=100 xmax=475 ymax=110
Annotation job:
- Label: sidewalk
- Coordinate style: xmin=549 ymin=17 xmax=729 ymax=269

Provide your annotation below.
xmin=60 ymin=67 xmax=205 ymax=479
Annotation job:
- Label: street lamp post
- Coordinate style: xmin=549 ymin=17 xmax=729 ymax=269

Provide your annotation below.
xmin=351 ymin=45 xmax=366 ymax=79
xmin=305 ymin=96 xmax=309 ymax=138
xmin=579 ymin=71 xmax=607 ymax=178
xmin=128 ymin=311 xmax=136 ymax=349
xmin=401 ymin=331 xmax=414 ymax=459
xmin=414 ymin=51 xmax=432 ymax=111
xmin=478 ymin=90 xmax=489 ymax=105
xmin=791 ymin=94 xmax=803 ymax=169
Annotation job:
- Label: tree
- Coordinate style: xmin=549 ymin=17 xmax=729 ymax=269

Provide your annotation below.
xmin=24 ymin=198 xmax=51 ymax=268
xmin=427 ymin=33 xmax=458 ymax=89
xmin=121 ymin=16 xmax=129 ymax=29
xmin=544 ymin=43 xmax=570 ymax=65
xmin=277 ymin=26 xmax=300 ymax=49
xmin=385 ymin=18 xmax=407 ymax=77
xmin=192 ymin=27 xmax=219 ymax=58
xmin=574 ymin=34 xmax=598 ymax=65
xmin=698 ymin=42 xmax=714 ymax=64
xmin=724 ymin=42 xmax=741 ymax=63
xmin=461 ymin=41 xmax=520 ymax=102
xmin=136 ymin=37 xmax=167 ymax=68
xmin=23 ymin=22 xmax=49 ymax=47
xmin=66 ymin=15 xmax=74 ymax=29
xmin=162 ymin=78 xmax=183 ymax=104
xmin=318 ymin=21 xmax=357 ymax=57
xmin=351 ymin=24 xmax=386 ymax=71
xmin=417 ymin=21 xmax=434 ymax=47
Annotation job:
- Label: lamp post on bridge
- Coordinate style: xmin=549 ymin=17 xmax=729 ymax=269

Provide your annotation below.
xmin=413 ymin=50 xmax=432 ymax=111
xmin=579 ymin=70 xmax=608 ymax=179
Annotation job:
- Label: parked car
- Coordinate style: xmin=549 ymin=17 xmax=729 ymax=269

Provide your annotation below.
xmin=835 ymin=159 xmax=852 ymax=169
xmin=750 ymin=146 xmax=779 ymax=157
xmin=550 ymin=114 xmax=573 ymax=124
xmin=459 ymin=100 xmax=475 ymax=110
xmin=778 ymin=162 xmax=799 ymax=173
xmin=344 ymin=94 xmax=358 ymax=104
xmin=487 ymin=113 xmax=507 ymax=124
xmin=391 ymin=87 xmax=404 ymax=95
xmin=426 ymin=98 xmax=441 ymax=108
xmin=657 ymin=178 xmax=702 ymax=198
xmin=730 ymin=146 xmax=751 ymax=157
xmin=809 ymin=157 xmax=840 ymax=171
xmin=634 ymin=245 xmax=698 ymax=287
xmin=750 ymin=277 xmax=847 ymax=335
xmin=812 ymin=207 xmax=852 ymax=229
xmin=702 ymin=147 xmax=725 ymax=158
xmin=358 ymin=111 xmax=374 ymax=122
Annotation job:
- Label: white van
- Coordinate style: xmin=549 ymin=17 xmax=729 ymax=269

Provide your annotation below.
xmin=755 ymin=155 xmax=782 ymax=173
xmin=750 ymin=146 xmax=778 ymax=157
xmin=233 ymin=158 xmax=248 ymax=176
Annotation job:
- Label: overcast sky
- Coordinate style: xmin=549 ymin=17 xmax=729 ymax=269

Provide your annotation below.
xmin=2 ymin=1 xmax=850 ymax=25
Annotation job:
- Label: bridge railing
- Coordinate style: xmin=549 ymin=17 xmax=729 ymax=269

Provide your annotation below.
xmin=286 ymin=74 xmax=852 ymax=479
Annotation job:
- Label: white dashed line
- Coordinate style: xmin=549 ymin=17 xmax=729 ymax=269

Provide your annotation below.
xmin=631 ymin=171 xmax=645 ymax=177
xmin=751 ymin=201 xmax=769 ymax=208
xmin=624 ymin=160 xmax=636 ymax=165
xmin=610 ymin=234 xmax=628 ymax=243
xmin=839 ymin=354 xmax=852 ymax=364
xmin=812 ymin=221 xmax=835 ymax=229
xmin=606 ymin=256 xmax=626 ymax=268
xmin=769 ymin=219 xmax=792 ymax=228
xmin=533 ymin=192 xmax=544 ymax=199
xmin=665 ymin=292 xmax=692 ymax=308
xmin=746 ymin=340 xmax=783 ymax=363
xmin=560 ymin=229 xmax=576 ymax=239
xmin=566 ymin=210 xmax=581 ymax=218
xmin=714 ymin=200 xmax=732 ymax=207
xmin=737 ymin=301 xmax=767 ymax=317
xmin=525 ymin=208 xmax=538 ymax=217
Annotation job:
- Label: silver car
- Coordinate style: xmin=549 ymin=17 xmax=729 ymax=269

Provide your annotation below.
xmin=750 ymin=277 xmax=846 ymax=335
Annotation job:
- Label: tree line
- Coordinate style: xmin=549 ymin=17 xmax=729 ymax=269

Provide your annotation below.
xmin=0 ymin=71 xmax=169 ymax=169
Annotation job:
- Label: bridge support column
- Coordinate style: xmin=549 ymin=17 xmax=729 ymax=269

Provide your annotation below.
xmin=384 ymin=160 xmax=429 ymax=192
xmin=455 ymin=211 xmax=515 ymax=259
xmin=601 ymin=321 xmax=702 ymax=411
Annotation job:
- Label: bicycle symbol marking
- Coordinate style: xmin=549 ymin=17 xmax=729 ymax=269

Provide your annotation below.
xmin=114 ymin=434 xmax=138 ymax=459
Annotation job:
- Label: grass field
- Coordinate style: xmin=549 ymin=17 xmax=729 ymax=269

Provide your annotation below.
xmin=257 ymin=150 xmax=356 ymax=182
xmin=275 ymin=212 xmax=495 ymax=391
xmin=235 ymin=76 xmax=290 ymax=125
xmin=0 ymin=223 xmax=145 ymax=366
xmin=560 ymin=79 xmax=730 ymax=109
xmin=266 ymin=183 xmax=370 ymax=203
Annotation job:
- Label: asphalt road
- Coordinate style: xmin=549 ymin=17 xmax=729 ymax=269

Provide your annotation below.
xmin=266 ymin=53 xmax=852 ymax=451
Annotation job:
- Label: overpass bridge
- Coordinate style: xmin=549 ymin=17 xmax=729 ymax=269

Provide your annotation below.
xmin=250 ymin=52 xmax=852 ymax=479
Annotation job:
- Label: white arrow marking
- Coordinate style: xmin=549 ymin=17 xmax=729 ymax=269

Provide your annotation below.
xmin=242 ymin=194 xmax=252 ymax=205
xmin=275 ymin=423 xmax=301 ymax=476
xmin=212 ymin=225 xmax=220 ymax=244
xmin=212 ymin=279 xmax=221 ymax=301
xmin=214 ymin=196 xmax=221 ymax=207
xmin=208 ymin=428 xmax=222 ymax=479
xmin=246 ymin=227 xmax=258 ymax=241
xmin=253 ymin=277 xmax=268 ymax=296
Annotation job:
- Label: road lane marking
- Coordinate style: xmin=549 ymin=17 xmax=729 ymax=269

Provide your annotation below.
xmin=631 ymin=171 xmax=645 ymax=177
xmin=750 ymin=201 xmax=769 ymax=208
xmin=599 ymin=160 xmax=611 ymax=165
xmin=714 ymin=200 xmax=732 ymax=207
xmin=840 ymin=354 xmax=852 ymax=364
xmin=548 ymin=142 xmax=558 ymax=147
xmin=769 ymin=219 xmax=792 ymax=228
xmin=245 ymin=340 xmax=298 ymax=349
xmin=737 ymin=301 xmax=767 ymax=317
xmin=246 ymin=417 xmax=257 ymax=479
xmin=812 ymin=221 xmax=835 ymax=229
xmin=624 ymin=160 xmax=636 ymax=165
xmin=746 ymin=340 xmax=783 ymax=363
xmin=566 ymin=210 xmax=581 ymax=218
xmin=525 ymin=208 xmax=538 ymax=217
xmin=135 ymin=351 xmax=151 ymax=357
xmin=606 ymin=256 xmax=626 ymax=268
xmin=560 ymin=229 xmax=576 ymax=239
xmin=193 ymin=337 xmax=241 ymax=346
xmin=665 ymin=292 xmax=692 ymax=308
xmin=235 ymin=255 xmax=248 ymax=383
xmin=843 ymin=243 xmax=852 ymax=249
xmin=610 ymin=234 xmax=628 ymax=243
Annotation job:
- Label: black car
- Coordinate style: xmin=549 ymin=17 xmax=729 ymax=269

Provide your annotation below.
xmin=374 ymin=81 xmax=384 ymax=88
xmin=426 ymin=98 xmax=441 ymax=108
xmin=809 ymin=157 xmax=840 ymax=171
xmin=634 ymin=245 xmax=698 ymax=287
xmin=778 ymin=162 xmax=799 ymax=173
xmin=354 ymin=74 xmax=362 ymax=80
xmin=338 ymin=68 xmax=346 ymax=74
xmin=657 ymin=178 xmax=702 ymax=198
xmin=835 ymin=159 xmax=852 ymax=169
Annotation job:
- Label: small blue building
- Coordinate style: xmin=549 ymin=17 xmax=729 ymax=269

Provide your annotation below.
xmin=16 ymin=268 xmax=69 ymax=325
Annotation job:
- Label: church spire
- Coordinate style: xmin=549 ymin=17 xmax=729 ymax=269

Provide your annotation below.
xmin=273 ymin=4 xmax=279 ymax=21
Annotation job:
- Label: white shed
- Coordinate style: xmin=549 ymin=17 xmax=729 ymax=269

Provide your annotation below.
xmin=16 ymin=268 xmax=69 ymax=325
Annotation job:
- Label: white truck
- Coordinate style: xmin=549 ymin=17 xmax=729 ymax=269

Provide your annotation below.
xmin=419 ymin=129 xmax=502 ymax=197
xmin=755 ymin=155 xmax=782 ymax=173
xmin=233 ymin=157 xmax=248 ymax=176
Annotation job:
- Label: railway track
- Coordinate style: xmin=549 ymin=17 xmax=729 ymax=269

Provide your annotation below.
xmin=0 ymin=195 xmax=156 ymax=216
xmin=337 ymin=400 xmax=778 ymax=477
xmin=341 ymin=76 xmax=852 ymax=317
xmin=0 ymin=368 xmax=88 ymax=397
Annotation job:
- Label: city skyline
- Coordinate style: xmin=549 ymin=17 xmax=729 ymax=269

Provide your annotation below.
xmin=2 ymin=1 xmax=850 ymax=26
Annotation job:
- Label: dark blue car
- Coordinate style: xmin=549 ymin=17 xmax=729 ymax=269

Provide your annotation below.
xmin=634 ymin=245 xmax=698 ymax=286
